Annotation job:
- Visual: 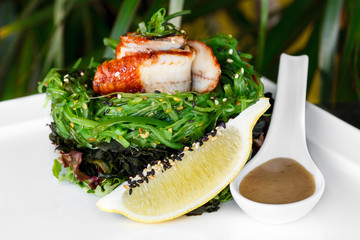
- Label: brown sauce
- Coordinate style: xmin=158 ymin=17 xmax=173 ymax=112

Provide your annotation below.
xmin=239 ymin=158 xmax=315 ymax=204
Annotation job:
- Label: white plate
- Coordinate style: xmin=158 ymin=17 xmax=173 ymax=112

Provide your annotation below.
xmin=1 ymin=79 xmax=360 ymax=240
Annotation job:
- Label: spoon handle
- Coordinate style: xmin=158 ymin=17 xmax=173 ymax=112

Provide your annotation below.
xmin=266 ymin=54 xmax=309 ymax=150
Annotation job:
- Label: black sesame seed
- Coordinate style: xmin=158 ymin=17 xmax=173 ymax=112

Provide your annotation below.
xmin=188 ymin=148 xmax=193 ymax=151
xmin=237 ymin=50 xmax=241 ymax=55
xmin=211 ymin=129 xmax=217 ymax=137
xmin=192 ymin=101 xmax=196 ymax=108
xmin=176 ymin=156 xmax=182 ymax=161
xmin=105 ymin=109 xmax=110 ymax=114
xmin=189 ymin=119 xmax=194 ymax=123
xmin=109 ymin=102 xmax=114 ymax=107
xmin=145 ymin=177 xmax=149 ymax=183
xmin=199 ymin=141 xmax=203 ymax=146
xmin=129 ymin=189 xmax=133 ymax=195
xmin=122 ymin=33 xmax=127 ymax=36
xmin=102 ymin=100 xmax=108 ymax=105
xmin=203 ymin=136 xmax=209 ymax=142
xmin=220 ymin=122 xmax=226 ymax=129
xmin=185 ymin=97 xmax=189 ymax=102
xmin=150 ymin=169 xmax=155 ymax=176
xmin=154 ymin=90 xmax=161 ymax=93
xmin=179 ymin=153 xmax=185 ymax=158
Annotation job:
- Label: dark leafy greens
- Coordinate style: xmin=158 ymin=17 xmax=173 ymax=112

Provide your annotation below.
xmin=39 ymin=30 xmax=266 ymax=211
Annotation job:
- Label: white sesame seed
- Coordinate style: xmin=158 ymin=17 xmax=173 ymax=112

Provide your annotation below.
xmin=64 ymin=74 xmax=69 ymax=78
xmin=115 ymin=71 xmax=120 ymax=77
xmin=215 ymin=99 xmax=219 ymax=105
xmin=227 ymin=58 xmax=234 ymax=63
xmin=64 ymin=78 xmax=69 ymax=83
xmin=234 ymin=73 xmax=239 ymax=79
xmin=223 ymin=98 xmax=227 ymax=102
xmin=117 ymin=94 xmax=122 ymax=99
xmin=229 ymin=49 xmax=233 ymax=54
xmin=80 ymin=72 xmax=84 ymax=76
xmin=241 ymin=68 xmax=244 ymax=74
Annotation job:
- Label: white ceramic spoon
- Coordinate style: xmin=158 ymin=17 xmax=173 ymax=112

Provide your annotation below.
xmin=230 ymin=53 xmax=325 ymax=224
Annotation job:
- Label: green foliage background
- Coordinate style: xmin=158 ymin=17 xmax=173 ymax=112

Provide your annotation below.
xmin=1 ymin=0 xmax=359 ymax=106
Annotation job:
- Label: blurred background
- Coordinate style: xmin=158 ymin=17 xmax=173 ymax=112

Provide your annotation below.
xmin=0 ymin=0 xmax=359 ymax=127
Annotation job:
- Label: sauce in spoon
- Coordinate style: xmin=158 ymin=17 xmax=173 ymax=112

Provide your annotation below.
xmin=239 ymin=158 xmax=315 ymax=204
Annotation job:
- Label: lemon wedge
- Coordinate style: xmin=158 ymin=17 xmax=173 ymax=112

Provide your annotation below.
xmin=97 ymin=98 xmax=270 ymax=223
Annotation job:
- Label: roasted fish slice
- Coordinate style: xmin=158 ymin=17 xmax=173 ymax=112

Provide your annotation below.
xmin=188 ymin=40 xmax=221 ymax=93
xmin=116 ymin=34 xmax=186 ymax=59
xmin=94 ymin=34 xmax=221 ymax=94
xmin=93 ymin=48 xmax=195 ymax=95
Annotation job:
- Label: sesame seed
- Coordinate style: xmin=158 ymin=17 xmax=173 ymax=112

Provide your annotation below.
xmin=105 ymin=109 xmax=110 ymax=114
xmin=185 ymin=97 xmax=189 ymax=102
xmin=234 ymin=73 xmax=239 ymax=79
xmin=109 ymin=102 xmax=114 ymax=107
xmin=223 ymin=98 xmax=227 ymax=102
xmin=140 ymin=131 xmax=150 ymax=138
xmin=64 ymin=78 xmax=69 ymax=83
xmin=154 ymin=90 xmax=161 ymax=93
xmin=241 ymin=68 xmax=244 ymax=74
xmin=114 ymin=72 xmax=120 ymax=77
xmin=189 ymin=119 xmax=194 ymax=123
xmin=102 ymin=100 xmax=108 ymax=105
xmin=237 ymin=50 xmax=241 ymax=55
xmin=215 ymin=99 xmax=219 ymax=105
xmin=192 ymin=102 xmax=196 ymax=108
xmin=80 ymin=72 xmax=84 ymax=76
xmin=117 ymin=94 xmax=122 ymax=99
xmin=129 ymin=189 xmax=133 ymax=195
xmin=227 ymin=59 xmax=234 ymax=63
xmin=229 ymin=49 xmax=233 ymax=54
